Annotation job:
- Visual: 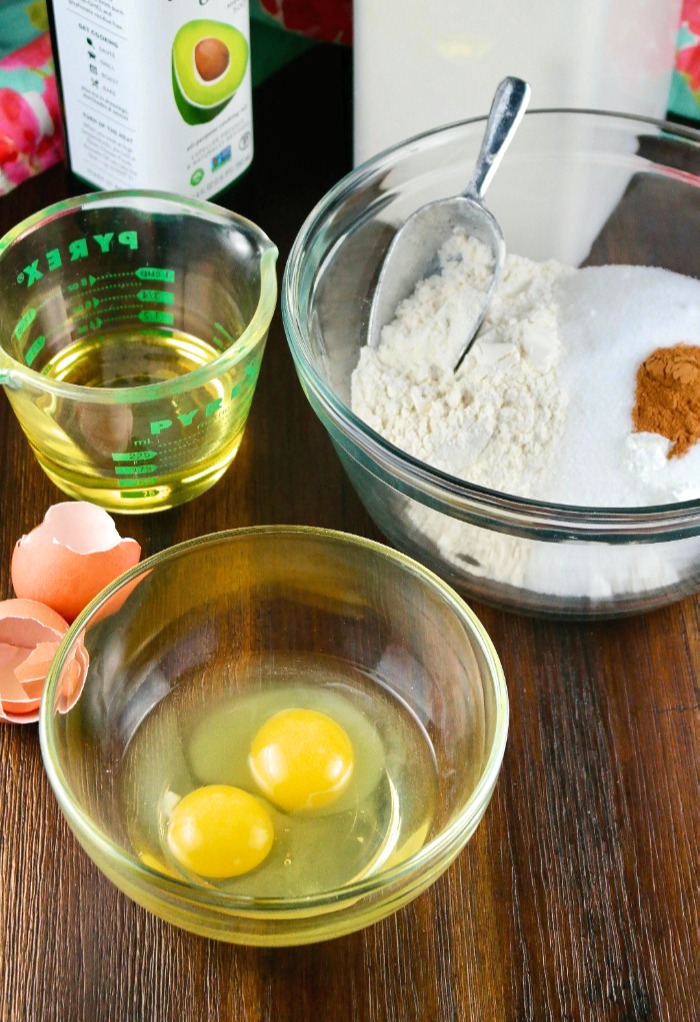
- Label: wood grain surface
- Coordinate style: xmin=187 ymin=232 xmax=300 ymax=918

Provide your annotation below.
xmin=0 ymin=45 xmax=698 ymax=1022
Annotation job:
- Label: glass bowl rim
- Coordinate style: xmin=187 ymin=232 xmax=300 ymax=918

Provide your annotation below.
xmin=39 ymin=524 xmax=509 ymax=915
xmin=0 ymin=189 xmax=279 ymax=405
xmin=282 ymin=108 xmax=700 ymax=536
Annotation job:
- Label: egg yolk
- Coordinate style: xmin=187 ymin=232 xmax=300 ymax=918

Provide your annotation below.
xmin=249 ymin=708 xmax=355 ymax=814
xmin=166 ymin=784 xmax=274 ymax=879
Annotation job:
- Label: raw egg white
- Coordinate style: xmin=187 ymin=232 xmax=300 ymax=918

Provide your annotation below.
xmin=11 ymin=501 xmax=141 ymax=623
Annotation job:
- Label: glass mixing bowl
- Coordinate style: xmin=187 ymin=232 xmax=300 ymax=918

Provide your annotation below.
xmin=282 ymin=110 xmax=700 ymax=617
xmin=39 ymin=526 xmax=508 ymax=946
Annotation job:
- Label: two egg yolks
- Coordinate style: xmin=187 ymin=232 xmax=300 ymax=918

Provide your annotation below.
xmin=166 ymin=708 xmax=355 ymax=879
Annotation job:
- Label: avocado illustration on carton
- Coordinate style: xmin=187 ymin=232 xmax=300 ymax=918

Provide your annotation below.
xmin=49 ymin=1 xmax=254 ymax=197
xmin=172 ymin=19 xmax=249 ymax=125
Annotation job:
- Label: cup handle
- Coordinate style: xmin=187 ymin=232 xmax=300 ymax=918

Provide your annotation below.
xmin=0 ymin=369 xmax=21 ymax=390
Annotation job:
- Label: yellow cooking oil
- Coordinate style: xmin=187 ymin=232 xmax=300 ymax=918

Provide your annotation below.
xmin=20 ymin=325 xmax=260 ymax=510
xmin=120 ymin=656 xmax=439 ymax=897
xmin=40 ymin=327 xmax=221 ymax=388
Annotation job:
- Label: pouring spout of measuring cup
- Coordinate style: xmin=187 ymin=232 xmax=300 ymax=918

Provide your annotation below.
xmin=367 ymin=76 xmax=531 ymax=370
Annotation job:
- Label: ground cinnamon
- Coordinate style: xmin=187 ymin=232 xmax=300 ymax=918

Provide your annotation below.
xmin=632 ymin=343 xmax=700 ymax=458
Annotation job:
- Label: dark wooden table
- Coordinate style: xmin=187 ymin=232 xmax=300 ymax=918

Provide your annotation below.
xmin=0 ymin=44 xmax=697 ymax=1022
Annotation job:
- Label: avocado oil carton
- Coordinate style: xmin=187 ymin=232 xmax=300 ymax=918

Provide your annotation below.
xmin=47 ymin=0 xmax=253 ymax=198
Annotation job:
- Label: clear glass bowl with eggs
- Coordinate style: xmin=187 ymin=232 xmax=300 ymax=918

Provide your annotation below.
xmin=282 ymin=110 xmax=700 ymax=617
xmin=39 ymin=526 xmax=508 ymax=946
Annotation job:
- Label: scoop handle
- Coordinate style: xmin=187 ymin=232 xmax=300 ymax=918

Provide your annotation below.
xmin=464 ymin=76 xmax=531 ymax=203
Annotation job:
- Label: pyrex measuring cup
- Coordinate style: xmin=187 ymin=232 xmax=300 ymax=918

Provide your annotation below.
xmin=0 ymin=191 xmax=278 ymax=513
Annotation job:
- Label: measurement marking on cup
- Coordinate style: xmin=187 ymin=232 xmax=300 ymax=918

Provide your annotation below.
xmin=12 ymin=306 xmax=49 ymax=366
xmin=214 ymin=321 xmax=236 ymax=344
xmin=135 ymin=268 xmax=175 ymax=282
xmin=114 ymin=463 xmax=159 ymax=475
xmin=25 ymin=335 xmax=45 ymax=366
xmin=93 ymin=268 xmax=175 ymax=282
xmin=61 ymin=268 xmax=175 ymax=294
xmin=77 ymin=318 xmax=104 ymax=333
xmin=65 ymin=275 xmax=98 ymax=291
xmin=136 ymin=290 xmax=174 ymax=304
xmin=140 ymin=310 xmax=174 ymax=325
xmin=70 ymin=310 xmax=175 ymax=334
xmin=112 ymin=449 xmax=160 ymax=496
xmin=76 ymin=283 xmax=135 ymax=296
xmin=13 ymin=307 xmax=36 ymax=340
xmin=71 ymin=289 xmax=174 ymax=308
xmin=113 ymin=451 xmax=158 ymax=464
xmin=117 ymin=479 xmax=159 ymax=490
xmin=71 ymin=297 xmax=174 ymax=319
xmin=13 ymin=272 xmax=176 ymax=363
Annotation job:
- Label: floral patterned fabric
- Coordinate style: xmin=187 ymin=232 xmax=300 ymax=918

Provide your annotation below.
xmin=253 ymin=0 xmax=352 ymax=45
xmin=670 ymin=0 xmax=700 ymax=120
xmin=0 ymin=1 xmax=63 ymax=196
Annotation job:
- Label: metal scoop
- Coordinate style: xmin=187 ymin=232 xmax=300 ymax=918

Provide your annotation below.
xmin=367 ymin=76 xmax=531 ymax=369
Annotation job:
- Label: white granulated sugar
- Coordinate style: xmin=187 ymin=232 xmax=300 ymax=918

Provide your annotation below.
xmin=547 ymin=265 xmax=700 ymax=505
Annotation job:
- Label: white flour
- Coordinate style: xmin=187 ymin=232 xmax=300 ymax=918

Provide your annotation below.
xmin=352 ymin=233 xmax=572 ymax=498
xmin=350 ymin=232 xmax=700 ymax=595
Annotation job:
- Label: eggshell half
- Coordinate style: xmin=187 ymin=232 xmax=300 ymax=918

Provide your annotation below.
xmin=55 ymin=631 xmax=90 ymax=715
xmin=0 ymin=598 xmax=69 ymax=724
xmin=11 ymin=502 xmax=142 ymax=623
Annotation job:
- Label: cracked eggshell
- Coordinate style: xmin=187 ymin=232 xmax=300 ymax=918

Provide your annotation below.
xmin=11 ymin=502 xmax=142 ymax=623
xmin=0 ymin=598 xmax=68 ymax=723
xmin=55 ymin=628 xmax=90 ymax=716
xmin=0 ymin=598 xmax=90 ymax=724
